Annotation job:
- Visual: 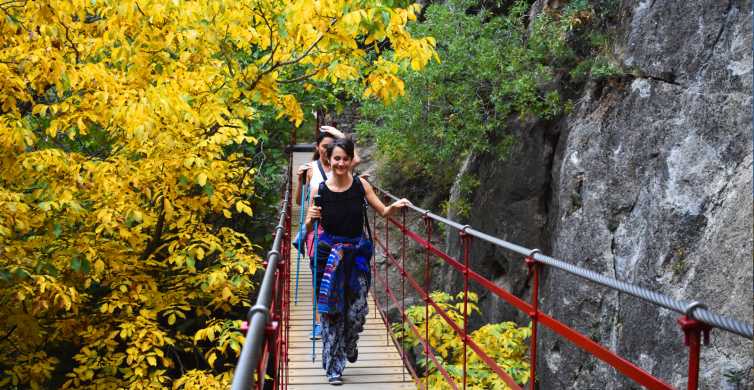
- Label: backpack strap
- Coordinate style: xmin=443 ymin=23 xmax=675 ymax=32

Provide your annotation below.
xmin=316 ymin=160 xmax=328 ymax=181
xmin=353 ymin=175 xmax=373 ymax=241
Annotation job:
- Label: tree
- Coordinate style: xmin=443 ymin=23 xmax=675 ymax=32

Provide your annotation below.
xmin=357 ymin=0 xmax=596 ymax=202
xmin=0 ymin=0 xmax=436 ymax=388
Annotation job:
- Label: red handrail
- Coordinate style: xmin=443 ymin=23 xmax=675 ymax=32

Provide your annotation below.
xmin=370 ymin=196 xmax=677 ymax=390
xmin=231 ymin=155 xmax=292 ymax=390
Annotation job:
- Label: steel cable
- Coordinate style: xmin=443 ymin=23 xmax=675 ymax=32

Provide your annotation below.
xmin=374 ymin=184 xmax=753 ymax=339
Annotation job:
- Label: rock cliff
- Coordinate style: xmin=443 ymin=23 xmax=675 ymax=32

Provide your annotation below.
xmin=360 ymin=0 xmax=752 ymax=388
xmin=456 ymin=0 xmax=753 ymax=388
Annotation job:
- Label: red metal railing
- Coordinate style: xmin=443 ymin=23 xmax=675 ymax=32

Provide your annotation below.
xmin=231 ymin=156 xmax=292 ymax=390
xmin=231 ymin=150 xmax=750 ymax=389
xmin=368 ymin=185 xmax=752 ymax=390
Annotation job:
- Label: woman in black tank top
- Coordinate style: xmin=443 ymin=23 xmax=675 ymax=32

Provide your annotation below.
xmin=304 ymin=138 xmax=410 ymax=234
xmin=317 ymin=178 xmax=364 ymax=238
xmin=304 ymin=138 xmax=411 ymax=384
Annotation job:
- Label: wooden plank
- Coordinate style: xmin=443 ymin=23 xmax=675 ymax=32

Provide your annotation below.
xmin=289 ymin=374 xmax=414 ymax=385
xmin=290 ymin=366 xmax=405 ymax=377
xmin=288 ymin=346 xmax=397 ymax=355
xmin=290 ymin=322 xmax=384 ymax=330
xmin=288 ymin=352 xmax=403 ymax=362
xmin=289 ymin=359 xmax=405 ymax=369
xmin=288 ymin=339 xmax=397 ymax=348
xmin=288 ymin=382 xmax=416 ymax=390
xmin=288 ymin=334 xmax=392 ymax=342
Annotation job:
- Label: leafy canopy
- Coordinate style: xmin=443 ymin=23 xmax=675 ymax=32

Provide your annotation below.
xmin=357 ymin=0 xmax=595 ymax=198
xmin=0 ymin=0 xmax=436 ymax=388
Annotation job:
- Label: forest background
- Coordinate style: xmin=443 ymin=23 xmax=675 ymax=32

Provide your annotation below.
xmin=0 ymin=0 xmax=436 ymax=388
xmin=4 ymin=0 xmax=747 ymax=388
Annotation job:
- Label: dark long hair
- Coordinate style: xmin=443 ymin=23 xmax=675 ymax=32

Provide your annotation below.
xmin=325 ymin=137 xmax=355 ymax=160
xmin=312 ymin=131 xmax=338 ymax=161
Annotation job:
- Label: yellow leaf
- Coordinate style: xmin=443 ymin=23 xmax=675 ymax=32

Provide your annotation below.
xmin=221 ymin=286 xmax=232 ymax=300
xmin=147 ymin=356 xmax=157 ymax=366
xmin=196 ymin=172 xmax=208 ymax=186
xmin=223 ymin=209 xmax=232 ymax=218
xmin=94 ymin=260 xmax=105 ymax=274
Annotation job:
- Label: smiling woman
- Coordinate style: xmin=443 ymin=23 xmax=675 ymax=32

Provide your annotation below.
xmin=303 ymin=137 xmax=409 ymax=384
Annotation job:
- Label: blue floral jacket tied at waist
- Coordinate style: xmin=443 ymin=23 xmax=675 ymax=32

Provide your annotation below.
xmin=316 ymin=232 xmax=373 ymax=315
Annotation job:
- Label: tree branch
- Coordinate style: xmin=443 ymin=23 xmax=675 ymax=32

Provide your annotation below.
xmin=140 ymin=207 xmax=165 ymax=261
xmin=0 ymin=325 xmax=16 ymax=344
xmin=171 ymin=346 xmax=186 ymax=376
xmin=278 ymin=66 xmax=325 ymax=83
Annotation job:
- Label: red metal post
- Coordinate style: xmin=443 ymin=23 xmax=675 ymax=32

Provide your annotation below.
xmin=374 ymin=205 xmax=379 ymax=306
xmin=384 ymin=195 xmax=390 ymax=346
xmin=460 ymin=229 xmax=472 ymax=390
xmin=401 ymin=208 xmax=407 ymax=382
xmin=372 ymin=207 xmax=378 ymax=320
xmin=282 ymin=192 xmax=291 ymax=390
xmin=267 ymin=321 xmax=280 ymax=390
xmin=677 ymin=316 xmax=712 ymax=390
xmin=272 ymin=267 xmax=280 ymax=390
xmin=423 ymin=214 xmax=432 ymax=390
xmin=525 ymin=255 xmax=540 ymax=390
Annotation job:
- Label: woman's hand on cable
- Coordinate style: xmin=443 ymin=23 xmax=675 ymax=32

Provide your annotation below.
xmin=387 ymin=198 xmax=412 ymax=215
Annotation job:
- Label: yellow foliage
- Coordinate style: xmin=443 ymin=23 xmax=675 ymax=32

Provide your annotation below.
xmin=394 ymin=292 xmax=531 ymax=389
xmin=0 ymin=0 xmax=435 ymax=387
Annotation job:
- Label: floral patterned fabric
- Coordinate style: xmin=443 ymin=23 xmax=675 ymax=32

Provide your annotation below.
xmin=321 ymin=273 xmax=369 ymax=379
xmin=314 ymin=233 xmax=372 ymax=315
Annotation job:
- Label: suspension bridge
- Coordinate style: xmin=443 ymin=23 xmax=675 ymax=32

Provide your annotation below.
xmin=230 ymin=144 xmax=753 ymax=390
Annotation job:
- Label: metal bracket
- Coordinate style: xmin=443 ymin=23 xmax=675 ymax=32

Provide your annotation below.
xmin=459 ymin=225 xmax=471 ymax=238
xmin=684 ymin=301 xmax=707 ymax=319
xmin=525 ymin=249 xmax=541 ymax=268
xmin=249 ymin=304 xmax=270 ymax=323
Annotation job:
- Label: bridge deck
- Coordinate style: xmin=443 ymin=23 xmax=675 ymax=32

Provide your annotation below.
xmin=287 ymin=151 xmax=415 ymax=389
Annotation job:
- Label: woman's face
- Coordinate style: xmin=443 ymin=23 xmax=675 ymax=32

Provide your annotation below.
xmin=329 ymin=147 xmax=352 ymax=176
xmin=318 ymin=137 xmax=334 ymax=162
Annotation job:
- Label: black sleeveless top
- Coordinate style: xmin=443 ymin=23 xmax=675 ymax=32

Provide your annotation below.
xmin=318 ymin=178 xmax=364 ymax=238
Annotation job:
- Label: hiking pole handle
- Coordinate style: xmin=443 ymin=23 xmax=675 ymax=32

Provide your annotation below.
xmin=312 ymin=194 xmax=322 ymax=222
xmin=313 ymin=194 xmax=321 ymax=209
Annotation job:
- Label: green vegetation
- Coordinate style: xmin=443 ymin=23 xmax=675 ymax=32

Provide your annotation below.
xmin=392 ymin=291 xmax=531 ymax=389
xmin=357 ymin=0 xmax=620 ymax=204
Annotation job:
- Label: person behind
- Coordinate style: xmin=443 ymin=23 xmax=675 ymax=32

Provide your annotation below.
xmin=295 ymin=126 xmax=342 ymax=206
xmin=294 ymin=127 xmax=338 ymax=340
xmin=295 ymin=126 xmax=361 ymax=340
xmin=304 ymin=138 xmax=410 ymax=385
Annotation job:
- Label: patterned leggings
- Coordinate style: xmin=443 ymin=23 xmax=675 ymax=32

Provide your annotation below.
xmin=321 ymin=272 xmax=369 ymax=379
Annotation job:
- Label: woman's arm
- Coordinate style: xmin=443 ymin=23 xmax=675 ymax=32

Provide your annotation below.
xmin=361 ymin=178 xmax=411 ymax=217
xmin=294 ymin=163 xmax=313 ymax=206
xmin=304 ymin=184 xmax=321 ymax=232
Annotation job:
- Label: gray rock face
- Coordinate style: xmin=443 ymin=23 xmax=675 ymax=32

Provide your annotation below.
xmin=362 ymin=0 xmax=752 ymax=388
xmin=437 ymin=0 xmax=752 ymax=388
xmin=539 ymin=0 xmax=753 ymax=388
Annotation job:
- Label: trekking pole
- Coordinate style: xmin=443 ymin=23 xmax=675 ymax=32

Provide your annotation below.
xmin=294 ymin=176 xmax=309 ymax=304
xmin=311 ymin=195 xmax=321 ymax=362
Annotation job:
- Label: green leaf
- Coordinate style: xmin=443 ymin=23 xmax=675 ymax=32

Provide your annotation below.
xmin=203 ymin=182 xmax=214 ymax=197
xmin=71 ymin=256 xmax=81 ymax=272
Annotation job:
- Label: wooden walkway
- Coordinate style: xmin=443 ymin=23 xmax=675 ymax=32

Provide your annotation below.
xmin=287 ymin=150 xmax=415 ymax=389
